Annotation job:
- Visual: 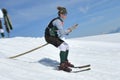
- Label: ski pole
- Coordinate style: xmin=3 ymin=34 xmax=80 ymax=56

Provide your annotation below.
xmin=9 ymin=43 xmax=49 ymax=59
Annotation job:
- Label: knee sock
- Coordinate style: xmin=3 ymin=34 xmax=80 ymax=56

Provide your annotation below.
xmin=60 ymin=51 xmax=66 ymax=63
xmin=65 ymin=50 xmax=69 ymax=61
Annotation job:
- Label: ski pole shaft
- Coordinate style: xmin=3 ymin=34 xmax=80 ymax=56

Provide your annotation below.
xmin=9 ymin=43 xmax=49 ymax=59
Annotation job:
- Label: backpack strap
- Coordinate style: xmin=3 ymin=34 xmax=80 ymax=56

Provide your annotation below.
xmin=45 ymin=17 xmax=63 ymax=37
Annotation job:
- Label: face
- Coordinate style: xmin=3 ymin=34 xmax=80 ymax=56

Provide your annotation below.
xmin=60 ymin=14 xmax=67 ymax=19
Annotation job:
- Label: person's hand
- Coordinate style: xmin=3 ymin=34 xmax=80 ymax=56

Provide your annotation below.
xmin=67 ymin=28 xmax=72 ymax=33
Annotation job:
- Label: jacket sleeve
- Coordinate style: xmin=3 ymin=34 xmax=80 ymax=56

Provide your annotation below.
xmin=53 ymin=19 xmax=69 ymax=37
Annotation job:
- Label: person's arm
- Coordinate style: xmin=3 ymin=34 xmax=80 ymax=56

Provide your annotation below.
xmin=53 ymin=19 xmax=71 ymax=37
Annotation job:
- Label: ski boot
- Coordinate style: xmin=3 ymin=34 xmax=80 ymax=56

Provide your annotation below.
xmin=65 ymin=61 xmax=74 ymax=67
xmin=59 ymin=62 xmax=72 ymax=72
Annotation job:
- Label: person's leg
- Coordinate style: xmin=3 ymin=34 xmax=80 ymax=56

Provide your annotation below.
xmin=58 ymin=42 xmax=67 ymax=63
xmin=63 ymin=42 xmax=69 ymax=61
xmin=45 ymin=36 xmax=72 ymax=71
xmin=1 ymin=32 xmax=5 ymax=37
xmin=0 ymin=29 xmax=5 ymax=38
xmin=0 ymin=20 xmax=5 ymax=38
xmin=59 ymin=51 xmax=66 ymax=63
xmin=63 ymin=42 xmax=74 ymax=67
xmin=58 ymin=42 xmax=72 ymax=72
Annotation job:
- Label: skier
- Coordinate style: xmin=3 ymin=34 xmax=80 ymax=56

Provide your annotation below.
xmin=0 ymin=9 xmax=5 ymax=38
xmin=45 ymin=6 xmax=74 ymax=72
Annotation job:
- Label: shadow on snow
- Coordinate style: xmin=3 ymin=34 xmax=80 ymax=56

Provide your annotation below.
xmin=38 ymin=58 xmax=59 ymax=68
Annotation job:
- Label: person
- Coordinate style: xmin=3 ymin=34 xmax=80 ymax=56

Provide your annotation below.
xmin=45 ymin=6 xmax=74 ymax=72
xmin=0 ymin=9 xmax=5 ymax=38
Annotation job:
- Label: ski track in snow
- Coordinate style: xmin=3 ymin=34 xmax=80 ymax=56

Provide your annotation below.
xmin=0 ymin=33 xmax=120 ymax=80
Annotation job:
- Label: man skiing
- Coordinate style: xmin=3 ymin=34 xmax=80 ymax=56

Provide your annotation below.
xmin=45 ymin=6 xmax=74 ymax=72
xmin=0 ymin=9 xmax=5 ymax=38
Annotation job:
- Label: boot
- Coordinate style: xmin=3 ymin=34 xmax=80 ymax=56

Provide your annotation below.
xmin=64 ymin=50 xmax=74 ymax=67
xmin=1 ymin=33 xmax=5 ymax=38
xmin=65 ymin=61 xmax=74 ymax=67
xmin=58 ymin=62 xmax=72 ymax=72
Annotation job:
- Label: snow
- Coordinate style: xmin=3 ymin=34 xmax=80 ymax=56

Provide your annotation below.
xmin=0 ymin=33 xmax=120 ymax=80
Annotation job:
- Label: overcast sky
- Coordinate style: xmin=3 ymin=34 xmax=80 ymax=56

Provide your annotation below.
xmin=0 ymin=0 xmax=120 ymax=38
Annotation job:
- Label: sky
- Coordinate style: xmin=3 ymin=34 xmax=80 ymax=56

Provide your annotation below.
xmin=0 ymin=0 xmax=120 ymax=38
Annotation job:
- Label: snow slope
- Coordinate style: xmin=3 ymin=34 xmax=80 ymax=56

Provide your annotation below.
xmin=0 ymin=33 xmax=120 ymax=80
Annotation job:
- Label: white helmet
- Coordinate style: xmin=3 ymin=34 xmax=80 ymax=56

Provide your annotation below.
xmin=0 ymin=9 xmax=3 ymax=18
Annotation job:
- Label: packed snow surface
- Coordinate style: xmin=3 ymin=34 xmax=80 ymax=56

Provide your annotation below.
xmin=0 ymin=33 xmax=120 ymax=80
